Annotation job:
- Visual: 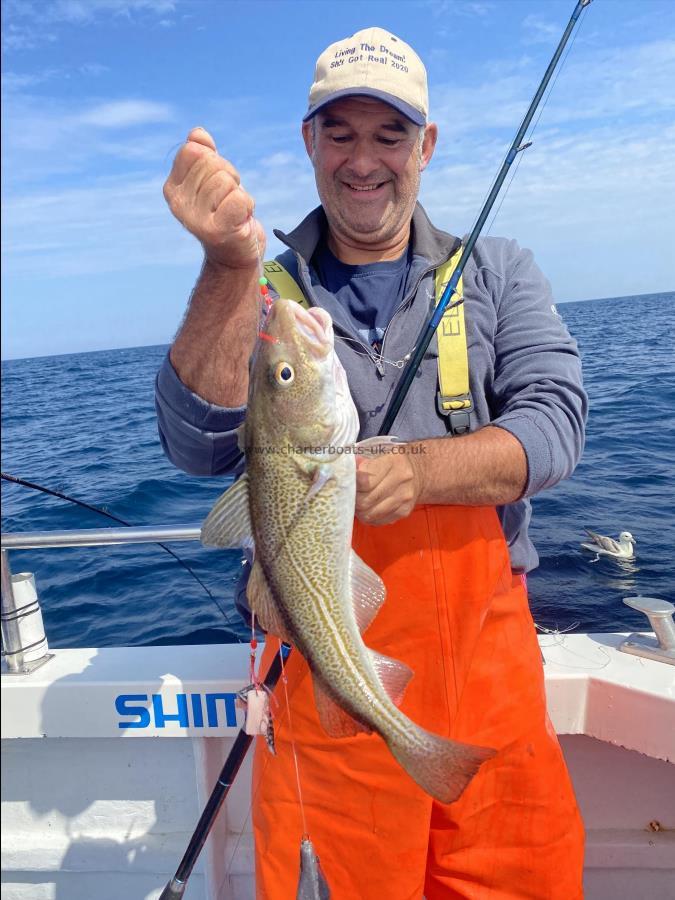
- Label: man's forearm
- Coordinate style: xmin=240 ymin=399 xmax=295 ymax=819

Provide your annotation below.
xmin=169 ymin=259 xmax=259 ymax=406
xmin=412 ymin=426 xmax=527 ymax=507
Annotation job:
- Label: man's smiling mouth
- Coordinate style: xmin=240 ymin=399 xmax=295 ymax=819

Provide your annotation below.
xmin=345 ymin=182 xmax=387 ymax=192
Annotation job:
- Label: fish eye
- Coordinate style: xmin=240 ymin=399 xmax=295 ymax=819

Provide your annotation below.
xmin=274 ymin=361 xmax=295 ymax=385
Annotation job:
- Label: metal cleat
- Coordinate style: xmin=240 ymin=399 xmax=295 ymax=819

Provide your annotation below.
xmin=620 ymin=596 xmax=675 ymax=666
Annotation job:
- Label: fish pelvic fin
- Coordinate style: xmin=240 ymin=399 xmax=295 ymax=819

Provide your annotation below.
xmin=350 ymin=550 xmax=386 ymax=633
xmin=201 ymin=476 xmax=253 ymax=549
xmin=389 ymin=729 xmax=496 ymax=804
xmin=312 ymin=675 xmax=372 ymax=738
xmin=247 ymin=560 xmax=293 ymax=643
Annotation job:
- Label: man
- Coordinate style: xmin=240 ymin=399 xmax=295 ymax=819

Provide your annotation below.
xmin=157 ymin=27 xmax=587 ymax=899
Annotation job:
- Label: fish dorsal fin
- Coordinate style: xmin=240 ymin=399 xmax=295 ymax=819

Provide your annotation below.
xmin=312 ymin=675 xmax=371 ymax=738
xmin=201 ymin=476 xmax=253 ymax=549
xmin=350 ymin=550 xmax=386 ymax=633
xmin=247 ymin=559 xmax=293 ymax=644
xmin=368 ymin=650 xmax=413 ymax=707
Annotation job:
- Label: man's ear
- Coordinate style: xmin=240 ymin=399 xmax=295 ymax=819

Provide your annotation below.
xmin=302 ymin=121 xmax=314 ymax=161
xmin=420 ymin=123 xmax=438 ymax=172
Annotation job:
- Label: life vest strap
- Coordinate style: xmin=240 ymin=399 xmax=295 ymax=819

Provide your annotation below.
xmin=262 ymin=261 xmax=310 ymax=309
xmin=433 ymin=247 xmax=473 ymax=436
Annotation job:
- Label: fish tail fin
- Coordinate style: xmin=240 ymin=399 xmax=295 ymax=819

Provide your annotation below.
xmin=389 ymin=729 xmax=496 ymax=804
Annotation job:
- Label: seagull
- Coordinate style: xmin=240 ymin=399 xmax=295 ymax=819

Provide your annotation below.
xmin=580 ymin=529 xmax=636 ymax=559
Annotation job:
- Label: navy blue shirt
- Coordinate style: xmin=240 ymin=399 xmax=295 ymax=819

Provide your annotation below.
xmin=311 ymin=240 xmax=411 ymax=349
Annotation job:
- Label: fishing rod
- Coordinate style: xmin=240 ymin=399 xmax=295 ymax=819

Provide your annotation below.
xmin=158 ymin=643 xmax=291 ymax=900
xmin=379 ymin=0 xmax=593 ymax=436
xmin=159 ymin=0 xmax=593 ymax=893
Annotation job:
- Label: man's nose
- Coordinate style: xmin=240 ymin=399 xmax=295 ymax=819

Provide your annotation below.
xmin=346 ymin=139 xmax=379 ymax=177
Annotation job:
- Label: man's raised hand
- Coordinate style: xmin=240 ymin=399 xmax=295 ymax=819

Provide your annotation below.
xmin=163 ymin=127 xmax=265 ymax=270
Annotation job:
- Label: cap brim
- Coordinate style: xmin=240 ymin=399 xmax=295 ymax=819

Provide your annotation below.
xmin=303 ymin=88 xmax=426 ymax=126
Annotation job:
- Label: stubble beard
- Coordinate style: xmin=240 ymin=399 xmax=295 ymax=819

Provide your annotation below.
xmin=318 ymin=167 xmax=421 ymax=249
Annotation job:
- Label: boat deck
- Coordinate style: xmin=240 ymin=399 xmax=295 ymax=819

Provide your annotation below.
xmin=2 ymin=634 xmax=674 ymax=899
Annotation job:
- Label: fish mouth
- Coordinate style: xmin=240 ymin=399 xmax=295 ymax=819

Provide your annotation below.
xmin=276 ymin=300 xmax=333 ymax=358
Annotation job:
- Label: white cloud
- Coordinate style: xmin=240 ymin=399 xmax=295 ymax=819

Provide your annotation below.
xmin=420 ymin=0 xmax=495 ymax=20
xmin=3 ymin=0 xmax=178 ymax=51
xmin=7 ymin=0 xmax=177 ymax=25
xmin=521 ymin=14 xmax=563 ymax=46
xmin=2 ymin=90 xmax=179 ymax=186
xmin=79 ymin=63 xmax=110 ymax=77
xmin=1 ymin=69 xmax=61 ymax=90
xmin=429 ymin=38 xmax=675 ymax=142
xmin=78 ymin=100 xmax=174 ymax=128
xmin=2 ymin=175 xmax=197 ymax=278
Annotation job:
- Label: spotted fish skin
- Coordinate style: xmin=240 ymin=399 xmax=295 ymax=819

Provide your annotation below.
xmin=202 ymin=299 xmax=495 ymax=803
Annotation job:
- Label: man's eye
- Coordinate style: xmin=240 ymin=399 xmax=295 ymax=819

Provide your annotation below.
xmin=331 ymin=135 xmax=351 ymax=144
xmin=377 ymin=137 xmax=400 ymax=147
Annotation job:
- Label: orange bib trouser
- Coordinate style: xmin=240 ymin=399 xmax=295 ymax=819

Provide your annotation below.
xmin=252 ymin=505 xmax=585 ymax=899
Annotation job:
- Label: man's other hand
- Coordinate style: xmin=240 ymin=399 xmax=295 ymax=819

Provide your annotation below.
xmin=355 ymin=448 xmax=424 ymax=526
xmin=163 ymin=127 xmax=265 ymax=270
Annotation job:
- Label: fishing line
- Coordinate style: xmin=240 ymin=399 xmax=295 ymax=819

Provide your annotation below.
xmin=535 ymin=629 xmax=612 ymax=671
xmin=1 ymin=471 xmax=243 ymax=638
xmin=278 ymin=641 xmax=310 ymax=838
xmin=484 ymin=3 xmax=589 ymax=238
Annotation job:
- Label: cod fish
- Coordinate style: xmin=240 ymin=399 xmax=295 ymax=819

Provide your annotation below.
xmin=201 ymin=299 xmax=495 ymax=803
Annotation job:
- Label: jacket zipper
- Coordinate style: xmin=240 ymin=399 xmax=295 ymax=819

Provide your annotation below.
xmin=378 ymin=261 xmax=439 ymax=375
xmin=290 ymin=249 xmax=453 ymax=378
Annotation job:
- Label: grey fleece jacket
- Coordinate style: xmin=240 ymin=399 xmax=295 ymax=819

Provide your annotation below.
xmin=155 ymin=203 xmax=587 ymax=573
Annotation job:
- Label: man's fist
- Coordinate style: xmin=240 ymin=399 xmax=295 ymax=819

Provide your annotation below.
xmin=163 ymin=127 xmax=265 ymax=269
xmin=355 ymin=448 xmax=425 ymax=526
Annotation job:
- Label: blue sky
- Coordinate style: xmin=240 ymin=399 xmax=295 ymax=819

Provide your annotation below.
xmin=2 ymin=0 xmax=674 ymax=359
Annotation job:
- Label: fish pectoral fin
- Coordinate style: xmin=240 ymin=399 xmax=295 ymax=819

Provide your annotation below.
xmin=201 ymin=476 xmax=253 ymax=549
xmin=305 ymin=465 xmax=333 ymax=501
xmin=312 ymin=676 xmax=372 ymax=738
xmin=247 ymin=560 xmax=292 ymax=643
xmin=369 ymin=650 xmax=413 ymax=707
xmin=350 ymin=551 xmax=386 ymax=633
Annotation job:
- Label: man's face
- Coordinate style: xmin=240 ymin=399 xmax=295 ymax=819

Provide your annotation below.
xmin=302 ymin=97 xmax=437 ymax=252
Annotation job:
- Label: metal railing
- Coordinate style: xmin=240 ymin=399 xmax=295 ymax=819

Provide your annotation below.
xmin=1 ymin=524 xmax=202 ymax=551
xmin=1 ymin=524 xmax=203 ymax=674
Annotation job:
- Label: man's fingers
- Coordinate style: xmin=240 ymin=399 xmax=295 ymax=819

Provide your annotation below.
xmin=167 ymin=140 xmax=212 ymax=187
xmin=186 ymin=126 xmax=217 ymax=151
xmin=355 ymin=460 xmax=383 ymax=493
xmin=355 ymin=494 xmax=407 ymax=526
xmin=180 ymin=153 xmax=237 ymax=202
xmin=211 ymin=184 xmax=254 ymax=232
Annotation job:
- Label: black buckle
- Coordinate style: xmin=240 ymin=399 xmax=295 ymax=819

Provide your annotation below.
xmin=437 ymin=392 xmax=472 ymax=435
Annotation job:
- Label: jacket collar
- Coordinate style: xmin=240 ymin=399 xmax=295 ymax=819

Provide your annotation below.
xmin=273 ymin=202 xmax=461 ymax=268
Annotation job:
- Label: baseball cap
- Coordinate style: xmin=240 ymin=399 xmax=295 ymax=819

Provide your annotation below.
xmin=303 ymin=27 xmax=428 ymax=126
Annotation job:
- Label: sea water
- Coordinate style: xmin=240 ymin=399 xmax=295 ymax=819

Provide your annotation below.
xmin=1 ymin=292 xmax=673 ymax=648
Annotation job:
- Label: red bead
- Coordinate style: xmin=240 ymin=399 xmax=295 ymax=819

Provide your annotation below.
xmin=250 ymin=639 xmax=258 ymax=649
xmin=260 ymin=285 xmax=269 ymax=295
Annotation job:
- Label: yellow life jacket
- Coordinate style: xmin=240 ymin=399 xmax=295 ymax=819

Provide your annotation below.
xmin=262 ymin=248 xmax=471 ymax=435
